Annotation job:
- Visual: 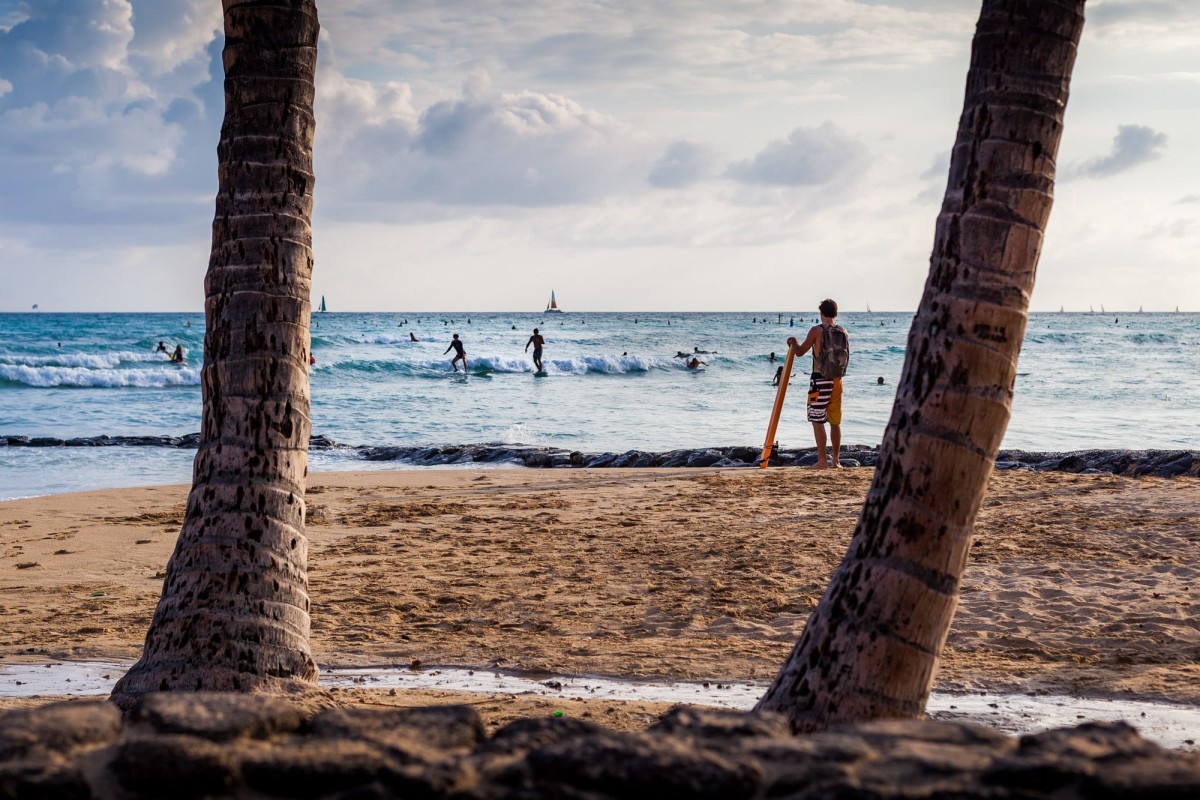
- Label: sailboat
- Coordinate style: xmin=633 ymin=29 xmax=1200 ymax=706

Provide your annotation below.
xmin=1138 ymin=306 xmax=1143 ymax=313
xmin=866 ymin=301 xmax=872 ymax=313
xmin=319 ymin=295 xmax=327 ymax=313
xmin=544 ymin=290 xmax=563 ymax=314
xmin=1059 ymin=305 xmax=1064 ymax=313
xmin=1101 ymin=304 xmax=1106 ymax=314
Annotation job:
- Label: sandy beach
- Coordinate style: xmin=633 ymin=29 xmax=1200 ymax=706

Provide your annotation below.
xmin=2 ymin=467 xmax=1198 ymax=728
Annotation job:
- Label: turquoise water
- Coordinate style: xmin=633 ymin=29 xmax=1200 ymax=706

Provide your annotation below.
xmin=2 ymin=311 xmax=1197 ymax=499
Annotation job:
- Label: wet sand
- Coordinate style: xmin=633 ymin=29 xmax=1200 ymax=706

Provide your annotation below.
xmin=1 ymin=467 xmax=1197 ymax=728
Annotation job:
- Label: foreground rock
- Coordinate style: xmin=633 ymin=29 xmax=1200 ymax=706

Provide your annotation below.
xmin=3 ymin=695 xmax=1199 ymax=799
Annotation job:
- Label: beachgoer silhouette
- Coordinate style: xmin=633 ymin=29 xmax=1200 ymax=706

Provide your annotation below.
xmin=169 ymin=345 xmax=185 ymax=363
xmin=687 ymin=357 xmax=706 ymax=369
xmin=772 ymin=366 xmax=784 ymax=386
xmin=155 ymin=341 xmax=168 ymax=353
xmin=525 ymin=328 xmax=545 ymax=372
xmin=410 ymin=332 xmax=418 ymax=342
xmin=768 ymin=351 xmax=777 ymax=363
xmin=444 ymin=334 xmax=466 ymax=371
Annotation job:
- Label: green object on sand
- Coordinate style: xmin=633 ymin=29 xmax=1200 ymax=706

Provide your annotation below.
xmin=553 ymin=711 xmax=563 ymax=718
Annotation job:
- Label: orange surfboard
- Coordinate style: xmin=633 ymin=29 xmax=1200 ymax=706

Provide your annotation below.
xmin=759 ymin=347 xmax=796 ymax=468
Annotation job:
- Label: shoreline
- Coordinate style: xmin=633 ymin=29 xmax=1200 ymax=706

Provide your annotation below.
xmin=4 ymin=435 xmax=1198 ymax=476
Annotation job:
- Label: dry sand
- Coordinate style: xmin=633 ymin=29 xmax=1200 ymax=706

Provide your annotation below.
xmin=2 ymin=467 xmax=1198 ymax=729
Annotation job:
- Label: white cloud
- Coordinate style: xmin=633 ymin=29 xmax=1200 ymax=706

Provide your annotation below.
xmin=1140 ymin=218 xmax=1199 ymax=240
xmin=128 ymin=0 xmax=221 ymax=76
xmin=1063 ymin=125 xmax=1168 ymax=180
xmin=316 ymin=70 xmax=653 ymax=208
xmin=648 ymin=139 xmax=719 ymax=188
xmin=0 ymin=97 xmax=181 ymax=174
xmin=725 ymin=122 xmax=868 ymax=187
xmin=0 ymin=77 xmax=11 ymax=97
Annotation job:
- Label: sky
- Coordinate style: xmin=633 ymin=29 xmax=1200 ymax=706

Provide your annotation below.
xmin=0 ymin=0 xmax=1196 ymax=313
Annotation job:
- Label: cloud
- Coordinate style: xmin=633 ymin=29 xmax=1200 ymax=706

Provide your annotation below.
xmin=0 ymin=0 xmax=222 ymax=232
xmin=315 ymin=69 xmax=655 ymax=209
xmin=319 ymin=1 xmax=975 ymax=100
xmin=1089 ymin=1 xmax=1193 ymax=28
xmin=1063 ymin=125 xmax=1168 ymax=180
xmin=724 ymin=122 xmax=868 ymax=187
xmin=1139 ymin=219 xmax=1199 ymax=240
xmin=648 ymin=139 xmax=719 ymax=188
xmin=1176 ymin=195 xmax=1200 ymax=205
xmin=128 ymin=0 xmax=222 ymax=76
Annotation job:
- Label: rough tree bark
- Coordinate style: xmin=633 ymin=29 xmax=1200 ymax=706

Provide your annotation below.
xmin=112 ymin=0 xmax=320 ymax=706
xmin=757 ymin=0 xmax=1087 ymax=732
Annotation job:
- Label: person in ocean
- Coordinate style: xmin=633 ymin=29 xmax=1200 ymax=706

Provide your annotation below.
xmin=768 ymin=351 xmax=777 ymax=363
xmin=409 ymin=332 xmax=419 ymax=342
xmin=155 ymin=341 xmax=168 ymax=354
xmin=785 ymin=298 xmax=848 ymax=470
xmin=169 ymin=345 xmax=185 ymax=364
xmin=772 ymin=365 xmax=784 ymax=386
xmin=525 ymin=328 xmax=545 ymax=372
xmin=687 ymin=357 xmax=706 ymax=369
xmin=444 ymin=334 xmax=467 ymax=372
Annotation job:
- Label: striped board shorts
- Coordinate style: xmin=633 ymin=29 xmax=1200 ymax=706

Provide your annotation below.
xmin=807 ymin=375 xmax=843 ymax=425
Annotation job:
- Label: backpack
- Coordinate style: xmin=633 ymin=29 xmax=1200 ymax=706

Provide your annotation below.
xmin=814 ymin=324 xmax=850 ymax=379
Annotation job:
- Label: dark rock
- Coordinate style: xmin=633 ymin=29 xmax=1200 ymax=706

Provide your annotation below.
xmin=686 ymin=450 xmax=724 ymax=468
xmin=127 ymin=692 xmax=306 ymax=742
xmin=312 ymin=705 xmax=484 ymax=752
xmin=649 ymin=707 xmax=791 ymax=742
xmin=2 ymin=696 xmax=1200 ymax=799
xmin=111 ymin=734 xmax=238 ymax=798
xmin=569 ymin=451 xmax=584 ymax=466
xmin=0 ymin=699 xmax=121 ymax=760
xmin=525 ymin=729 xmax=763 ymax=800
xmin=65 ymin=435 xmax=112 ymax=447
xmin=28 ymin=437 xmax=64 ymax=447
xmin=0 ymin=761 xmax=91 ymax=800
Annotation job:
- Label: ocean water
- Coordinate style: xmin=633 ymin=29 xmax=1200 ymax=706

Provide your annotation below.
xmin=2 ymin=311 xmax=1197 ymax=499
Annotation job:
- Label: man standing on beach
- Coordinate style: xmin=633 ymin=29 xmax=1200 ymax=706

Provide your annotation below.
xmin=786 ymin=298 xmax=850 ymax=469
xmin=444 ymin=333 xmax=467 ymax=372
xmin=525 ymin=328 xmax=545 ymax=372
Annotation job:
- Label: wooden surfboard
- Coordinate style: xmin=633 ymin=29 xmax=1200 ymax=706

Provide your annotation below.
xmin=759 ymin=347 xmax=796 ymax=468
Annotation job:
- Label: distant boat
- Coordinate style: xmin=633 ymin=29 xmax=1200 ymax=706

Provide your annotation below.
xmin=1089 ymin=305 xmax=1094 ymax=314
xmin=544 ymin=290 xmax=563 ymax=313
xmin=1059 ymin=305 xmax=1064 ymax=313
xmin=1101 ymin=304 xmax=1106 ymax=313
xmin=1177 ymin=306 xmax=1181 ymax=313
xmin=319 ymin=296 xmax=327 ymax=313
xmin=1138 ymin=306 xmax=1143 ymax=313
xmin=866 ymin=301 xmax=872 ymax=313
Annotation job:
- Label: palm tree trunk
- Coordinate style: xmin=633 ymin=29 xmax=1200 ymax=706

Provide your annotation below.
xmin=112 ymin=0 xmax=320 ymax=706
xmin=756 ymin=0 xmax=1086 ymax=732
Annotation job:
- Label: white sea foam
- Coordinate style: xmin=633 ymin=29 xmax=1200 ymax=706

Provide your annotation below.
xmin=0 ymin=350 xmax=168 ymax=369
xmin=0 ymin=364 xmax=200 ymax=388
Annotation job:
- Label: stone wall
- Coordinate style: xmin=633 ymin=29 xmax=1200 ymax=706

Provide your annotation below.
xmin=3 ymin=694 xmax=1199 ymax=798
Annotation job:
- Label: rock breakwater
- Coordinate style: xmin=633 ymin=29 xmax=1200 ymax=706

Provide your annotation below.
xmin=5 ymin=433 xmax=1197 ymax=478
